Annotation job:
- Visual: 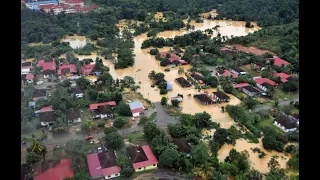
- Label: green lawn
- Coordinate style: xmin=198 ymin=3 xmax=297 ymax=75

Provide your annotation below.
xmin=21 ymin=129 xmax=44 ymax=141
xmin=273 ymin=89 xmax=299 ymax=100
xmin=123 ymin=131 xmax=148 ymax=146
xmin=258 ymin=118 xmax=285 ymax=135
xmin=241 ymin=65 xmax=260 ymax=76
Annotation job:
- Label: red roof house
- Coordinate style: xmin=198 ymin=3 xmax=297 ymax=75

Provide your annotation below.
xmin=266 ymin=57 xmax=290 ymax=67
xmin=220 ymin=70 xmax=238 ymax=79
xmin=39 ymin=105 xmax=54 ymax=113
xmin=81 ymin=64 xmax=96 ymax=75
xmin=273 ymin=72 xmax=290 ymax=83
xmin=26 ymin=73 xmax=34 ymax=80
xmin=255 ymin=77 xmax=277 ymax=86
xmin=89 ymin=101 xmax=117 ymax=110
xmin=87 ymin=152 xmax=121 ymax=179
xmin=233 ymin=83 xmax=250 ymax=89
xmin=33 ymin=159 xmax=74 ymax=180
xmin=37 ymin=59 xmax=56 ymax=71
xmin=127 ymin=145 xmax=159 ymax=171
xmin=58 ymin=64 xmax=77 ymax=75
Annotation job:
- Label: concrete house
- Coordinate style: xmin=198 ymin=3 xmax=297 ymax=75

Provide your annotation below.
xmin=273 ymin=115 xmax=298 ymax=133
xmin=87 ymin=151 xmax=121 ymax=179
xmin=126 ymin=145 xmax=158 ymax=172
xmin=231 ymin=67 xmax=247 ymax=75
xmin=128 ymin=101 xmax=145 ymax=117
xmin=242 ymin=86 xmax=261 ymax=97
xmin=26 ymin=73 xmax=34 ymax=84
xmin=33 ymin=89 xmax=47 ymax=101
xmin=39 ymin=111 xmax=56 ymax=127
xmin=37 ymin=59 xmax=56 ymax=78
xmin=254 ymin=77 xmax=277 ymax=92
xmin=213 ymin=91 xmax=230 ymax=102
xmin=89 ymin=101 xmax=117 ymax=119
xmin=71 ymin=86 xmax=84 ymax=98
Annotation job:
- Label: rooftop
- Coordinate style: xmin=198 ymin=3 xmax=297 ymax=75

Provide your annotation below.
xmin=254 ymin=77 xmax=277 ymax=86
xmin=194 ymin=94 xmax=215 ymax=104
xmin=89 ymin=101 xmax=117 ymax=110
xmin=97 ymin=105 xmax=112 ymax=114
xmin=39 ymin=111 xmax=56 ymax=122
xmin=213 ymin=91 xmax=230 ymax=100
xmin=266 ymin=57 xmax=290 ymax=67
xmin=58 ymin=64 xmax=77 ymax=75
xmin=128 ymin=101 xmax=145 ymax=111
xmin=21 ymin=62 xmax=32 ymax=67
xmin=219 ymin=70 xmax=238 ymax=78
xmin=231 ymin=67 xmax=245 ymax=73
xmin=33 ymin=159 xmax=74 ymax=180
xmin=190 ymin=72 xmax=204 ymax=81
xmin=233 ymin=83 xmax=250 ymax=89
xmin=37 ymin=59 xmax=56 ymax=71
xmin=172 ymin=139 xmax=191 ymax=153
xmin=26 ymin=73 xmax=34 ymax=80
xmin=175 ymin=77 xmax=192 ymax=88
xmin=242 ymin=86 xmax=261 ymax=93
xmin=127 ymin=145 xmax=159 ymax=169
xmin=66 ymin=108 xmax=80 ymax=121
xmin=81 ymin=64 xmax=96 ymax=75
xmin=40 ymin=105 xmax=54 ymax=113
xmin=274 ymin=72 xmax=290 ymax=83
xmin=275 ymin=115 xmax=298 ymax=129
xmin=33 ymin=89 xmax=47 ymax=98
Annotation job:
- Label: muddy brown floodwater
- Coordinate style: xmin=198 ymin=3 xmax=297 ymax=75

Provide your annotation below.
xmin=69 ymin=14 xmax=260 ymax=129
xmin=218 ymin=138 xmax=291 ymax=173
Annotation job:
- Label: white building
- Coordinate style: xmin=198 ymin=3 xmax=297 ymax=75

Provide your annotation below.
xmin=273 ymin=115 xmax=298 ymax=133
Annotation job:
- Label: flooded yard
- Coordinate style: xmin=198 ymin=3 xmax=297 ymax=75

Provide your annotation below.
xmin=61 ymin=35 xmax=88 ymax=49
xmin=218 ymin=138 xmax=291 ymax=173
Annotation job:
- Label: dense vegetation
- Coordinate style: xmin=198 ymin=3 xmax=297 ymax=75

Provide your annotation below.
xmin=226 ymin=22 xmax=299 ymax=72
xmin=217 ymin=0 xmax=299 ymax=27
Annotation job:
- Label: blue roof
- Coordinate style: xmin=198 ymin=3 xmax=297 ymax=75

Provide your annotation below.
xmin=128 ymin=101 xmax=144 ymax=110
xmin=166 ymin=81 xmax=173 ymax=90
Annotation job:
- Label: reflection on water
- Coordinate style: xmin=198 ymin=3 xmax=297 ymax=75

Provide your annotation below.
xmin=61 ymin=35 xmax=88 ymax=49
xmin=218 ymin=138 xmax=291 ymax=173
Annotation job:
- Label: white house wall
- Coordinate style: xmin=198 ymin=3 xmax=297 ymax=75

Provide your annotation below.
xmin=105 ymin=173 xmax=120 ymax=179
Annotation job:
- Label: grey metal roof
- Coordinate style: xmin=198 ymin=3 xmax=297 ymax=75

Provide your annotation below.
xmin=128 ymin=101 xmax=144 ymax=110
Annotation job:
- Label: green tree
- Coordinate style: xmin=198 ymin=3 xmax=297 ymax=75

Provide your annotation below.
xmin=116 ymin=103 xmax=132 ymax=116
xmin=171 ymin=99 xmax=180 ymax=107
xmin=148 ymin=70 xmax=156 ymax=79
xmin=76 ymin=77 xmax=91 ymax=90
xmin=178 ymin=67 xmax=184 ymax=74
xmin=65 ymin=140 xmax=83 ymax=154
xmin=26 ymin=152 xmax=42 ymax=166
xmin=268 ymin=155 xmax=280 ymax=170
xmin=70 ymin=152 xmax=87 ymax=173
xmin=150 ymin=48 xmax=159 ymax=55
xmin=120 ymin=167 xmax=134 ymax=177
xmin=73 ymin=171 xmax=90 ymax=180
xmin=193 ymin=112 xmax=211 ymax=129
xmin=243 ymin=96 xmax=258 ymax=109
xmin=282 ymin=81 xmax=298 ymax=92
xmin=159 ymin=148 xmax=180 ymax=168
xmin=161 ymin=97 xmax=168 ymax=105
xmin=143 ymin=122 xmax=160 ymax=141
xmin=105 ymin=132 xmax=123 ymax=149
xmin=190 ymin=144 xmax=210 ymax=166
xmin=104 ymin=126 xmax=118 ymax=135
xmin=113 ymin=118 xmax=127 ymax=128
xmin=81 ymin=120 xmax=97 ymax=133
xmin=213 ymin=128 xmax=228 ymax=146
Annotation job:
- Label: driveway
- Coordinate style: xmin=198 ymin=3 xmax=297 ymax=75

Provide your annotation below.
xmin=153 ymin=102 xmax=180 ymax=127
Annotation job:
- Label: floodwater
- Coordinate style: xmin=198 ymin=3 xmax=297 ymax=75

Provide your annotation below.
xmin=61 ymin=35 xmax=88 ymax=49
xmin=218 ymin=138 xmax=291 ymax=173
xmin=72 ymin=15 xmax=260 ymax=128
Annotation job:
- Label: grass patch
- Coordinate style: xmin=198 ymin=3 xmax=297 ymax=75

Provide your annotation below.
xmin=114 ymin=169 xmax=157 ymax=180
xmin=241 ymin=64 xmax=260 ymax=76
xmin=258 ymin=118 xmax=285 ymax=135
xmin=79 ymin=108 xmax=92 ymax=120
xmin=123 ymin=131 xmax=148 ymax=146
xmin=51 ymin=149 xmax=68 ymax=160
xmin=82 ymin=140 xmax=102 ymax=153
xmin=149 ymin=112 xmax=157 ymax=121
xmin=164 ymin=106 xmax=182 ymax=116
xmin=21 ymin=129 xmax=44 ymax=140
xmin=272 ymin=89 xmax=299 ymax=100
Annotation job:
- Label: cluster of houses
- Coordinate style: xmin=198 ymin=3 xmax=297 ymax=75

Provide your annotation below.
xmin=159 ymin=52 xmax=188 ymax=66
xmin=22 ymin=0 xmax=98 ymax=14
xmin=87 ymin=145 xmax=158 ymax=179
xmin=193 ymin=91 xmax=230 ymax=105
xmin=21 ymin=58 xmax=101 ymax=85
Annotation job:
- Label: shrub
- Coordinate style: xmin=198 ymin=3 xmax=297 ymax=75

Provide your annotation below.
xmin=160 ymin=88 xmax=168 ymax=94
xmin=161 ymin=97 xmax=167 ymax=105
xmin=150 ymin=48 xmax=159 ymax=55
xmin=113 ymin=118 xmax=127 ymax=128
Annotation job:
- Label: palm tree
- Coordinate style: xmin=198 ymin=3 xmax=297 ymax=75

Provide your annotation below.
xmin=28 ymin=139 xmax=47 ymax=161
xmin=148 ymin=70 xmax=156 ymax=80
xmin=193 ymin=163 xmax=214 ymax=180
xmin=219 ymin=76 xmax=232 ymax=88
xmin=178 ymin=67 xmax=184 ymax=75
